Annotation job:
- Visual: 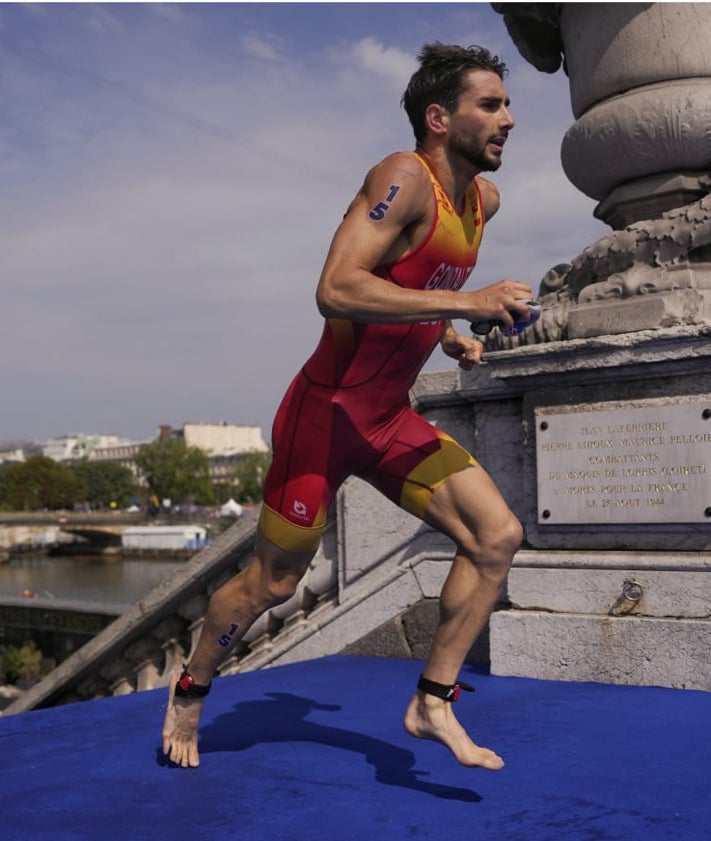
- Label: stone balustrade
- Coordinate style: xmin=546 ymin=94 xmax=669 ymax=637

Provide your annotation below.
xmin=3 ymin=501 xmax=376 ymax=713
xmin=2 ymin=512 xmax=282 ymax=710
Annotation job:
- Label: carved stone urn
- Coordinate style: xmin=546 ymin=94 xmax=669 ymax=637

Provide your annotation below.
xmin=492 ymin=3 xmax=711 ymax=342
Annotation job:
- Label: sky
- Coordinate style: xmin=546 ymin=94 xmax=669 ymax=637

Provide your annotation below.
xmin=0 ymin=1 xmax=609 ymax=445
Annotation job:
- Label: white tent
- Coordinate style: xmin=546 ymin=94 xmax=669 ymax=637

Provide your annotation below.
xmin=220 ymin=498 xmax=244 ymax=518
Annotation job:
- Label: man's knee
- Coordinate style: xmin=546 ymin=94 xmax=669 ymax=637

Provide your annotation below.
xmin=262 ymin=573 xmax=301 ymax=607
xmin=254 ymin=546 xmax=313 ymax=609
xmin=461 ymin=512 xmax=522 ymax=575
xmin=498 ymin=513 xmax=524 ymax=559
xmin=209 ymin=553 xmax=306 ymax=614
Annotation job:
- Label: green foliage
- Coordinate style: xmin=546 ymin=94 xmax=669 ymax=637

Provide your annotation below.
xmin=230 ymin=451 xmax=272 ymax=503
xmin=0 ymin=456 xmax=86 ymax=511
xmin=134 ymin=438 xmax=214 ymax=505
xmin=68 ymin=461 xmax=137 ymax=509
xmin=2 ymin=640 xmax=43 ymax=683
xmin=0 ymin=463 xmax=11 ymax=511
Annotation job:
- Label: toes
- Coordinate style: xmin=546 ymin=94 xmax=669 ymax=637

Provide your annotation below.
xmin=162 ymin=737 xmax=200 ymax=768
xmin=178 ymin=741 xmax=199 ymax=768
xmin=477 ymin=750 xmax=504 ymax=771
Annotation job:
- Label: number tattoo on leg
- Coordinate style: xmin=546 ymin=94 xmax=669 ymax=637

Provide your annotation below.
xmin=217 ymin=623 xmax=240 ymax=648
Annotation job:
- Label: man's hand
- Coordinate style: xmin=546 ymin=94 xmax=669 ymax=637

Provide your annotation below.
xmin=441 ymin=326 xmax=484 ymax=371
xmin=462 ymin=279 xmax=534 ymax=327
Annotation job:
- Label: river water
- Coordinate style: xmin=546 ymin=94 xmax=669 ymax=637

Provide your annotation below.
xmin=0 ymin=554 xmax=184 ymax=607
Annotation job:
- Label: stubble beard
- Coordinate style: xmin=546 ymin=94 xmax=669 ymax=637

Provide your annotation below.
xmin=451 ymin=133 xmax=502 ymax=172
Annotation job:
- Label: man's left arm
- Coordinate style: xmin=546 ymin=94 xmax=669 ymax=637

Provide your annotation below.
xmin=440 ymin=321 xmax=484 ymax=371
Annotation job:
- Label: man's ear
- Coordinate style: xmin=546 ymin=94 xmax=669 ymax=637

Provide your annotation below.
xmin=424 ymin=103 xmax=449 ymax=137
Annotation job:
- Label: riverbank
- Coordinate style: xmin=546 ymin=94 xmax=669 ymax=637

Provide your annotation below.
xmin=0 ymin=550 xmax=187 ymax=710
xmin=0 ymin=682 xmax=24 ymax=712
xmin=0 ymin=510 xmax=242 ymax=557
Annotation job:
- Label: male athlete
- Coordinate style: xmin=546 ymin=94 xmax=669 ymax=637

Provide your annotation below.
xmin=163 ymin=43 xmax=533 ymax=770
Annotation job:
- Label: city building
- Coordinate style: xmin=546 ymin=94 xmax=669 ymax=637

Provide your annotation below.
xmin=36 ymin=423 xmax=269 ymax=491
xmin=42 ymin=434 xmax=131 ymax=462
xmin=0 ymin=447 xmax=26 ymax=464
xmin=158 ymin=422 xmax=269 ymax=456
xmin=88 ymin=440 xmax=150 ymax=479
xmin=158 ymin=422 xmax=270 ymax=488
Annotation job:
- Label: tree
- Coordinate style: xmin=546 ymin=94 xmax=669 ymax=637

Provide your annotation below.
xmin=0 ymin=456 xmax=85 ymax=511
xmin=0 ymin=463 xmax=12 ymax=511
xmin=68 ymin=461 xmax=137 ymax=509
xmin=134 ymin=438 xmax=214 ymax=505
xmin=2 ymin=640 xmax=44 ymax=684
xmin=231 ymin=451 xmax=272 ymax=503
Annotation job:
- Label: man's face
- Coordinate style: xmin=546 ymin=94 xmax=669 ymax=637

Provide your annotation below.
xmin=447 ymin=70 xmax=514 ymax=172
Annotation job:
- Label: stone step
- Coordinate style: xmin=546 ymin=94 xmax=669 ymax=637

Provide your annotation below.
xmin=506 ymin=565 xmax=711 ymax=618
xmin=490 ymin=609 xmax=711 ymax=691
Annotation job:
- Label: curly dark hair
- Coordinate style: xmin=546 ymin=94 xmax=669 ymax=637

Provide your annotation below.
xmin=402 ymin=43 xmax=508 ymax=142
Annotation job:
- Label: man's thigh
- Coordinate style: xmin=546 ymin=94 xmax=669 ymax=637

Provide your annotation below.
xmin=260 ymin=375 xmax=369 ymax=553
xmin=421 ymin=461 xmax=516 ymax=550
xmin=364 ymin=410 xmax=478 ymax=521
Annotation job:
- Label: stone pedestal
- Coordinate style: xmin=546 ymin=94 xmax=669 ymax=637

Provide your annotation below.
xmin=494 ymin=2 xmax=711 ymax=342
xmin=559 ymin=4 xmax=711 ymax=209
xmin=405 ymin=327 xmax=711 ymax=690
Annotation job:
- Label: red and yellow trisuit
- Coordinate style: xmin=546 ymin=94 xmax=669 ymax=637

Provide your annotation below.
xmin=260 ymin=151 xmax=485 ymax=552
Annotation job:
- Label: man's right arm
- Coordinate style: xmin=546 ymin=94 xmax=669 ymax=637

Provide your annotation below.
xmin=316 ymin=154 xmax=532 ymax=326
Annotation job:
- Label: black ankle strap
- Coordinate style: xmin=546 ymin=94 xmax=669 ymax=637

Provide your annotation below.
xmin=174 ymin=665 xmax=212 ymax=699
xmin=417 ymin=674 xmax=475 ymax=702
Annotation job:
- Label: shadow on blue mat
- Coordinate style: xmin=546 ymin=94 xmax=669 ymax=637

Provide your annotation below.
xmin=160 ymin=691 xmax=482 ymax=802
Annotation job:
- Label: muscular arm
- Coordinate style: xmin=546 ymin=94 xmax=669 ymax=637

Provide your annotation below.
xmin=316 ymin=154 xmax=532 ymax=326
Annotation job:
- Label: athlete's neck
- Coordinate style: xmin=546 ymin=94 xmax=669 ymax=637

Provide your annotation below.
xmin=415 ymin=146 xmax=480 ymax=209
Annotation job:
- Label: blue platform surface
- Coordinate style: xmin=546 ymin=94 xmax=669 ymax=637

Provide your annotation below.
xmin=2 ymin=654 xmax=710 ymax=841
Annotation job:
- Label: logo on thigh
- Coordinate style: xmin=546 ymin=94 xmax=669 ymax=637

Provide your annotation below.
xmin=292 ymin=499 xmax=308 ymax=520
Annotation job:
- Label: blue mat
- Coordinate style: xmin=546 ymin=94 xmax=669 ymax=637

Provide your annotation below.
xmin=2 ymin=655 xmax=710 ymax=841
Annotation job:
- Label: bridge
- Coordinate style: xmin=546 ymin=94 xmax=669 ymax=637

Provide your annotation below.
xmin=0 ymin=511 xmax=144 ymax=555
xmin=0 ymin=511 xmax=211 ymax=554
xmin=0 ymin=595 xmax=128 ymax=665
xmin=0 ymin=511 xmax=146 ymax=528
xmin=58 ymin=525 xmax=125 ymax=549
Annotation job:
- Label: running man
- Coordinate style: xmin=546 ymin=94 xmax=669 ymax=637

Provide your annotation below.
xmin=163 ymin=42 xmax=533 ymax=770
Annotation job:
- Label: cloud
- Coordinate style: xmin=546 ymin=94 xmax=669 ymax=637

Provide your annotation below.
xmin=149 ymin=4 xmax=190 ymax=25
xmin=349 ymin=37 xmax=416 ymax=86
xmin=241 ymin=32 xmax=284 ymax=63
xmin=0 ymin=4 xmax=610 ymax=442
xmin=83 ymin=6 xmax=125 ymax=35
xmin=0 ymin=51 xmax=348 ymax=437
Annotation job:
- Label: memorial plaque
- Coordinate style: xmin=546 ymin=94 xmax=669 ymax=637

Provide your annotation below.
xmin=535 ymin=396 xmax=711 ymax=524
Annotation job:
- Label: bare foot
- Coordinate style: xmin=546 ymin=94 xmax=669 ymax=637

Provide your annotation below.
xmin=162 ymin=669 xmax=205 ymax=768
xmin=404 ymin=690 xmax=504 ymax=770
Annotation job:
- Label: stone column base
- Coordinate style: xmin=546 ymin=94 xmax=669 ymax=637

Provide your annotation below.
xmin=568 ymin=288 xmax=711 ymax=339
xmin=595 ymin=172 xmax=711 ymax=230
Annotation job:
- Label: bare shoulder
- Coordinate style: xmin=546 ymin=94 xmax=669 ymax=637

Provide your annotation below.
xmin=367 ymin=151 xmax=428 ymax=187
xmin=475 ymin=176 xmax=501 ymax=222
xmin=357 ymin=152 xmax=431 ymax=224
